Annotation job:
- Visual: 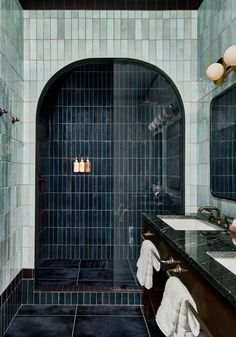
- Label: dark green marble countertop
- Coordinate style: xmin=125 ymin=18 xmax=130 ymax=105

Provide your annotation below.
xmin=143 ymin=213 xmax=236 ymax=310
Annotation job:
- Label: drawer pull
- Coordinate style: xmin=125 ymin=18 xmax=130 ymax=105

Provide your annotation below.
xmin=166 ymin=264 xmax=188 ymax=277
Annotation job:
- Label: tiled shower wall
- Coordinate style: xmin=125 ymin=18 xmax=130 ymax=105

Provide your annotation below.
xmin=197 ymin=0 xmax=236 ymax=217
xmin=23 ymin=9 xmax=198 ymax=268
xmin=37 ymin=61 xmax=184 ymax=262
xmin=0 ymin=0 xmax=24 ymax=294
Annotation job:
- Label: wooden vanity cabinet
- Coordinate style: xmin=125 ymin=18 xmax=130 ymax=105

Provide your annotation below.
xmin=143 ymin=218 xmax=236 ymax=337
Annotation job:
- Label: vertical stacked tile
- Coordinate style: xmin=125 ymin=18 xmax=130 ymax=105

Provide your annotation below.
xmin=0 ymin=0 xmax=24 ymax=334
xmin=197 ymin=0 xmax=236 ymax=217
xmin=23 ymin=9 xmax=198 ymax=273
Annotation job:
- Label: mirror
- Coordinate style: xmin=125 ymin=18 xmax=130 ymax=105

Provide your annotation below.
xmin=210 ymin=83 xmax=236 ymax=200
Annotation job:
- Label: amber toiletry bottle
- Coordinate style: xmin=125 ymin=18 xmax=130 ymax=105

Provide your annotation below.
xmin=85 ymin=157 xmax=91 ymax=173
xmin=79 ymin=157 xmax=85 ymax=173
xmin=73 ymin=157 xmax=79 ymax=173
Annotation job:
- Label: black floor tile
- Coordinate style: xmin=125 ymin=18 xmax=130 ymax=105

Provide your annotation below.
xmin=38 ymin=269 xmax=78 ymax=279
xmin=76 ymin=305 xmax=143 ymax=316
xmin=78 ymin=268 xmax=113 ymax=280
xmin=73 ymin=316 xmax=150 ymax=337
xmin=110 ymin=269 xmax=136 ymax=282
xmin=113 ymin=281 xmax=139 ymax=289
xmin=111 ymin=260 xmax=130 ymax=269
xmin=18 ymin=305 xmax=76 ymax=316
xmin=37 ymin=279 xmax=77 ymax=286
xmin=5 ymin=316 xmax=74 ymax=337
xmin=80 ymin=260 xmax=114 ymax=269
xmin=77 ymin=280 xmax=115 ymax=287
xmin=40 ymin=260 xmax=80 ymax=268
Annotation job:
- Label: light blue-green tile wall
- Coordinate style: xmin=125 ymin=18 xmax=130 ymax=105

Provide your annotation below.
xmin=23 ymin=10 xmax=198 ymax=268
xmin=0 ymin=0 xmax=24 ymax=294
xmin=197 ymin=0 xmax=236 ymax=217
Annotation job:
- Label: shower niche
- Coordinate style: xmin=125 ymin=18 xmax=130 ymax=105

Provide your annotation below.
xmin=36 ymin=59 xmax=184 ymax=290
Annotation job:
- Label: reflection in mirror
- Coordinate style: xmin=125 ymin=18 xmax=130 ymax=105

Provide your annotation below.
xmin=210 ymin=83 xmax=236 ymax=200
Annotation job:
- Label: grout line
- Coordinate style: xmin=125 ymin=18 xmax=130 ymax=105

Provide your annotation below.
xmin=140 ymin=305 xmax=152 ymax=337
xmin=76 ymin=260 xmax=81 ymax=286
xmin=3 ymin=303 xmax=23 ymax=336
xmin=71 ymin=305 xmax=78 ymax=337
xmin=127 ymin=259 xmax=139 ymax=286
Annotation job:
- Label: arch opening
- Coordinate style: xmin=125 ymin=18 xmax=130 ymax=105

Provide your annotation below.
xmin=35 ymin=58 xmax=185 ymax=290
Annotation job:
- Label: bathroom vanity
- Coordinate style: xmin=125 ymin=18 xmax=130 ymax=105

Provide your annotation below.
xmin=142 ymin=213 xmax=236 ymax=337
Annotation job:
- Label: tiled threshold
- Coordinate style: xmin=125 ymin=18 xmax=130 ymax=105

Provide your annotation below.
xmin=36 ymin=259 xmax=140 ymax=292
xmin=4 ymin=304 xmax=165 ymax=337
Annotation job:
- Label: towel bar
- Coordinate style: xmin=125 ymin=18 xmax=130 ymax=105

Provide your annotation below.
xmin=166 ymin=264 xmax=188 ymax=277
xmin=185 ymin=301 xmax=214 ymax=337
xmin=141 ymin=235 xmax=181 ymax=265
xmin=153 ymin=252 xmax=182 ymax=266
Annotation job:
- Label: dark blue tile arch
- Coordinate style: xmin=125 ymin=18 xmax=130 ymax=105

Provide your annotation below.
xmin=36 ymin=59 xmax=184 ymax=287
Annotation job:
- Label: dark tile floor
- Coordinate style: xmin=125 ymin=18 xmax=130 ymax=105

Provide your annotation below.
xmin=4 ymin=305 xmax=164 ymax=337
xmin=37 ymin=259 xmax=139 ymax=290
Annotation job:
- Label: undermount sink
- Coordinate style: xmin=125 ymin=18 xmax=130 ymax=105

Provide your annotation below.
xmin=159 ymin=217 xmax=222 ymax=231
xmin=207 ymin=252 xmax=236 ymax=276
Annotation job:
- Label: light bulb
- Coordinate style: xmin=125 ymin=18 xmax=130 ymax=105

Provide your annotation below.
xmin=223 ymin=45 xmax=236 ymax=66
xmin=205 ymin=63 xmax=224 ymax=81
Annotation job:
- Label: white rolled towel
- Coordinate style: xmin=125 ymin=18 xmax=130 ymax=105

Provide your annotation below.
xmin=136 ymin=240 xmax=161 ymax=289
xmin=156 ymin=276 xmax=200 ymax=337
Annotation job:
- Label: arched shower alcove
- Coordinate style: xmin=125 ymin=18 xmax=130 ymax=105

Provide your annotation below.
xmin=35 ymin=58 xmax=185 ymax=289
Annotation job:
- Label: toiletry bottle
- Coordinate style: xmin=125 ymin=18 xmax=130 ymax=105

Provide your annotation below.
xmin=73 ymin=157 xmax=79 ymax=173
xmin=79 ymin=157 xmax=85 ymax=173
xmin=85 ymin=157 xmax=91 ymax=173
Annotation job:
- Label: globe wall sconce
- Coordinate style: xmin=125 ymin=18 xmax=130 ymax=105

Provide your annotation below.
xmin=206 ymin=45 xmax=236 ymax=85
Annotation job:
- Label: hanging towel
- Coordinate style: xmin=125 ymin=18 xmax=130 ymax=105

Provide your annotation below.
xmin=136 ymin=239 xmax=161 ymax=289
xmin=156 ymin=276 xmax=200 ymax=337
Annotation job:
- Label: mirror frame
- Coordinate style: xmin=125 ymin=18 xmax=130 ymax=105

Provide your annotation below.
xmin=210 ymin=81 xmax=236 ymax=201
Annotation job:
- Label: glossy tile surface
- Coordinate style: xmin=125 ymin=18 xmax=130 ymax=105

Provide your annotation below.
xmin=73 ymin=316 xmax=150 ymax=337
xmin=5 ymin=316 xmax=74 ymax=337
xmin=144 ymin=213 xmax=236 ymax=310
xmin=37 ymin=259 xmax=138 ymax=290
xmin=4 ymin=305 xmax=164 ymax=337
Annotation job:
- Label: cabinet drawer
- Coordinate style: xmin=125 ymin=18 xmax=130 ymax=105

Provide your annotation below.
xmin=142 ymin=224 xmax=236 ymax=337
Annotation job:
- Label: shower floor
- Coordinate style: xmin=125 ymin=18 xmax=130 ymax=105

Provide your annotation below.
xmin=37 ymin=259 xmax=139 ymax=290
xmin=4 ymin=305 xmax=164 ymax=337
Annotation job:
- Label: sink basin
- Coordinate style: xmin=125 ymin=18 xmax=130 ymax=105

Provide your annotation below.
xmin=207 ymin=251 xmax=236 ymax=275
xmin=159 ymin=217 xmax=222 ymax=231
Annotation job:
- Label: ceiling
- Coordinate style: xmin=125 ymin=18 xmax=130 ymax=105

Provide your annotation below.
xmin=19 ymin=0 xmax=204 ymax=10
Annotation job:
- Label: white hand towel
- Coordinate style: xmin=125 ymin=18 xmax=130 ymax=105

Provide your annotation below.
xmin=136 ymin=240 xmax=161 ymax=289
xmin=156 ymin=276 xmax=200 ymax=337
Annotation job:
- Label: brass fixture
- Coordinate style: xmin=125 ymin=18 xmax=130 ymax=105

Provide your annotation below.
xmin=166 ymin=264 xmax=188 ymax=277
xmin=206 ymin=45 xmax=236 ymax=85
xmin=11 ymin=116 xmax=20 ymax=124
xmin=0 ymin=107 xmax=8 ymax=116
xmin=206 ymin=58 xmax=226 ymax=85
xmin=0 ymin=107 xmax=20 ymax=124
xmin=143 ymin=231 xmax=156 ymax=237
xmin=152 ymin=251 xmax=181 ymax=265
xmin=141 ymin=235 xmax=182 ymax=265
xmin=197 ymin=206 xmax=221 ymax=226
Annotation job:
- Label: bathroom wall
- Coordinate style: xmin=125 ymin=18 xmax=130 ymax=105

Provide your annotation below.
xmin=197 ymin=0 xmax=236 ymax=217
xmin=23 ymin=9 xmax=198 ymax=268
xmin=0 ymin=0 xmax=24 ymax=294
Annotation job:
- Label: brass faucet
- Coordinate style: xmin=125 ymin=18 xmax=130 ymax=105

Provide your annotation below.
xmin=197 ymin=206 xmax=221 ymax=226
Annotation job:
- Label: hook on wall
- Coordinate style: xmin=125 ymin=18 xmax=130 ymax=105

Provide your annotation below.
xmin=0 ymin=107 xmax=20 ymax=124
xmin=11 ymin=116 xmax=20 ymax=124
xmin=0 ymin=107 xmax=8 ymax=116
